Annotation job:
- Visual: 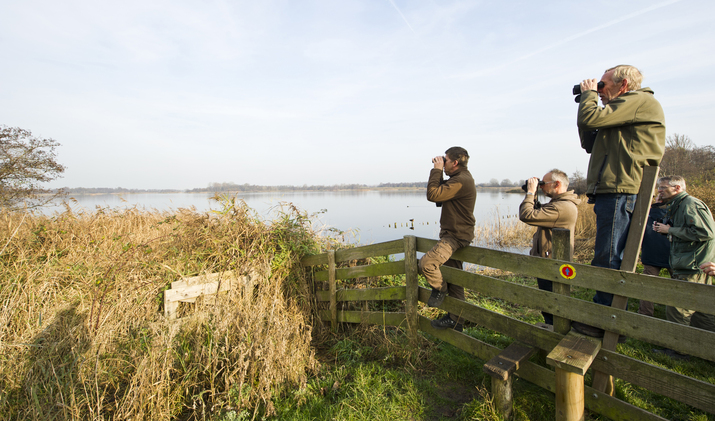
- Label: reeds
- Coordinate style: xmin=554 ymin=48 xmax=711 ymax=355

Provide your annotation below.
xmin=0 ymin=198 xmax=329 ymax=420
xmin=472 ymin=196 xmax=597 ymax=264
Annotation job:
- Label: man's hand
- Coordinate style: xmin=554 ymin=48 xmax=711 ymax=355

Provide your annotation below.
xmin=653 ymin=221 xmax=671 ymax=234
xmin=700 ymin=262 xmax=715 ymax=276
xmin=526 ymin=177 xmax=539 ymax=194
xmin=581 ymin=78 xmax=598 ymax=92
xmin=432 ymin=156 xmax=444 ymax=170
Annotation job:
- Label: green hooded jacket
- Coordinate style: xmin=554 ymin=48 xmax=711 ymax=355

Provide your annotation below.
xmin=577 ymin=88 xmax=666 ymax=195
xmin=666 ymin=191 xmax=715 ymax=275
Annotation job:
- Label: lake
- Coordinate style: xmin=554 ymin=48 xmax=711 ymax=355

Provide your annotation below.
xmin=49 ymin=189 xmax=528 ymax=246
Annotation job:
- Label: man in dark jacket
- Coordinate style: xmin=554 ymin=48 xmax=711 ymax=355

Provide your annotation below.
xmin=638 ymin=202 xmax=671 ymax=317
xmin=574 ymin=65 xmax=666 ymax=338
xmin=420 ymin=146 xmax=476 ymax=332
xmin=519 ymin=169 xmax=580 ymax=329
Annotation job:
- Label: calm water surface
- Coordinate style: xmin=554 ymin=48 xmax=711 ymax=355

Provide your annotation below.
xmin=50 ymin=190 xmax=527 ymax=246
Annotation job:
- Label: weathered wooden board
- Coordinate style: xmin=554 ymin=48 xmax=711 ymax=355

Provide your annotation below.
xmin=301 ymin=239 xmax=404 ymax=266
xmin=435 ymin=267 xmax=715 ymax=360
xmin=547 ymin=332 xmax=602 ymax=376
xmin=318 ymin=310 xmax=406 ymax=326
xmin=484 ymin=341 xmax=536 ymax=381
xmin=423 ymin=286 xmax=715 ymax=413
xmin=315 ymin=286 xmax=406 ymax=302
xmin=417 ymin=316 xmax=666 ymax=421
xmin=313 ymin=261 xmax=405 ymax=282
xmin=164 ymin=270 xmax=257 ymax=319
xmin=416 ymin=239 xmax=715 ymax=315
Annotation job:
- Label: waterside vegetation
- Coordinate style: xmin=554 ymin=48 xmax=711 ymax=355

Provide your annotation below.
xmin=1 ymin=194 xmax=713 ymax=420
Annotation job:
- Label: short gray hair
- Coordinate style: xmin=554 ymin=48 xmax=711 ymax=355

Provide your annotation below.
xmin=549 ymin=169 xmax=569 ymax=189
xmin=605 ymin=65 xmax=643 ymax=91
xmin=658 ymin=175 xmax=686 ymax=191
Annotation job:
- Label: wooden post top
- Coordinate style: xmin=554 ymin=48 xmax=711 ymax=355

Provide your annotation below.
xmin=483 ymin=341 xmax=536 ymax=381
xmin=547 ymin=332 xmax=602 ymax=376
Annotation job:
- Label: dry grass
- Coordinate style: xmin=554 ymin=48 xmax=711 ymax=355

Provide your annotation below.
xmin=0 ymin=198 xmax=331 ymax=420
xmin=474 ymin=208 xmax=535 ymax=251
xmin=473 ymin=196 xmax=597 ymax=264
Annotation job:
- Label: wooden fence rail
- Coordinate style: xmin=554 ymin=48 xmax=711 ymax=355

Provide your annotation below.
xmin=302 ymin=235 xmax=715 ymax=421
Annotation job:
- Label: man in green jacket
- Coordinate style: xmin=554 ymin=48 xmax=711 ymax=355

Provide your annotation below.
xmin=420 ymin=146 xmax=476 ymax=332
xmin=574 ymin=65 xmax=666 ymax=338
xmin=519 ymin=169 xmax=580 ymax=329
xmin=652 ymin=176 xmax=715 ymax=330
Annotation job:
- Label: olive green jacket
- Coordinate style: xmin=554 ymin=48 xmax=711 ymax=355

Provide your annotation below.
xmin=519 ymin=191 xmax=581 ymax=258
xmin=426 ymin=167 xmax=476 ymax=243
xmin=577 ymin=88 xmax=666 ymax=195
xmin=666 ymin=192 xmax=715 ymax=275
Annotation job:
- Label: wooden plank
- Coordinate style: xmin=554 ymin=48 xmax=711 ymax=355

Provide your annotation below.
xmin=301 ymin=240 xmax=403 ymax=267
xmin=424 ymin=284 xmax=715 ymax=413
xmin=313 ymin=261 xmax=405 ymax=282
xmin=171 ymin=270 xmax=235 ymax=289
xmin=547 ymin=332 xmax=602 ymax=376
xmin=439 ymin=245 xmax=715 ymax=315
xmin=404 ymin=235 xmax=419 ymax=344
xmin=484 ymin=342 xmax=536 ymax=381
xmin=334 ymin=240 xmax=404 ymax=262
xmin=329 ymin=250 xmax=336 ymax=331
xmin=301 ymin=253 xmax=328 ymax=267
xmin=310 ymin=236 xmax=715 ymax=315
xmin=164 ymin=278 xmax=236 ymax=302
xmin=593 ymin=166 xmax=660 ymax=393
xmin=318 ymin=310 xmax=406 ymax=326
xmin=417 ymin=316 xmax=667 ymax=421
xmin=437 ymin=267 xmax=715 ymax=360
xmin=316 ymin=286 xmax=406 ymax=302
xmin=591 ymin=348 xmax=715 ymax=414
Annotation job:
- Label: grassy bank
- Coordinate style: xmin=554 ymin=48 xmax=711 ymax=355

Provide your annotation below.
xmin=2 ymin=195 xmax=711 ymax=420
xmin=0 ymin=198 xmax=334 ymax=419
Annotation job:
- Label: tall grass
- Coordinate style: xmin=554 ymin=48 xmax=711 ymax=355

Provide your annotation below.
xmin=0 ymin=198 xmax=332 ymax=420
xmin=473 ymin=196 xmax=597 ymax=264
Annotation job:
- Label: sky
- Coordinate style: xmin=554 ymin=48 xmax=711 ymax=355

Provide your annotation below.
xmin=2 ymin=0 xmax=714 ymax=190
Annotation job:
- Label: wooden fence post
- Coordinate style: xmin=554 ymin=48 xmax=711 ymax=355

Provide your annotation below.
xmin=592 ymin=166 xmax=659 ymax=394
xmin=548 ymin=333 xmax=602 ymax=421
xmin=551 ymin=228 xmax=573 ymax=335
xmin=328 ymin=250 xmax=337 ymax=332
xmin=404 ymin=235 xmax=419 ymax=344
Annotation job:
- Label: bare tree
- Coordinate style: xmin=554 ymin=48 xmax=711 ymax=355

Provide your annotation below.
xmin=0 ymin=126 xmax=66 ymax=211
xmin=660 ymin=134 xmax=715 ymax=182
xmin=571 ymin=170 xmax=587 ymax=195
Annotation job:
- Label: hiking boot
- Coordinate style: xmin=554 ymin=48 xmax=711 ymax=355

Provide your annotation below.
xmin=572 ymin=322 xmax=627 ymax=343
xmin=427 ymin=288 xmax=448 ymax=307
xmin=431 ymin=314 xmax=463 ymax=332
xmin=652 ymin=348 xmax=690 ymax=361
xmin=535 ymin=322 xmax=554 ymax=331
xmin=571 ymin=321 xmax=605 ymax=338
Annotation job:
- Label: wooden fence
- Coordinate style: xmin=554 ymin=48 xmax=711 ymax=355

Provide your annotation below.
xmin=301 ymin=234 xmax=715 ymax=421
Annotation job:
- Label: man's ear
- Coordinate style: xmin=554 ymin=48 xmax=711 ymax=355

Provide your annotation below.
xmin=619 ymin=78 xmax=629 ymax=94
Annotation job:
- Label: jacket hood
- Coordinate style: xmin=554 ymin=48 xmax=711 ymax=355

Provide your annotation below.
xmin=551 ymin=190 xmax=581 ymax=205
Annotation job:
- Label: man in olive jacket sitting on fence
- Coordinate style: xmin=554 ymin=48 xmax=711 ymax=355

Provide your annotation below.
xmin=420 ymin=146 xmax=476 ymax=333
xmin=519 ymin=169 xmax=580 ymax=330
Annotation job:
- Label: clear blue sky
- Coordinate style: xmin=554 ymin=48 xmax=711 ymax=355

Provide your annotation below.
xmin=1 ymin=0 xmax=713 ymax=189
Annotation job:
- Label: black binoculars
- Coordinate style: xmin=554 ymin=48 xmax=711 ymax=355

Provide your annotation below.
xmin=573 ymin=81 xmax=605 ymax=102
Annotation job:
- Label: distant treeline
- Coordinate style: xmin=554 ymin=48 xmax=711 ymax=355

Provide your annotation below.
xmin=62 ymin=187 xmax=182 ymax=194
xmin=187 ymin=182 xmax=428 ymax=193
xmin=58 ymin=181 xmax=524 ymax=194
